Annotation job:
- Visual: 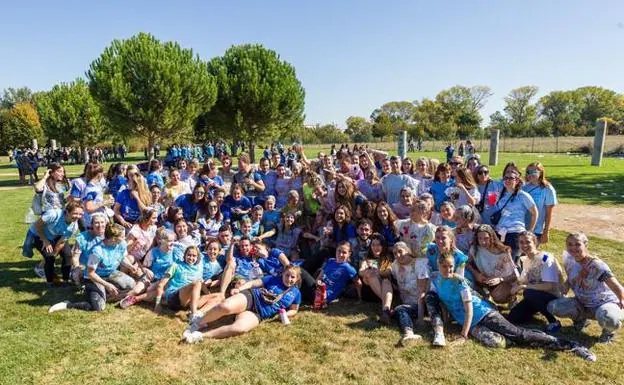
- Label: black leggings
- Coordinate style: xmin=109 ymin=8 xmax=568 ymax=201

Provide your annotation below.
xmin=33 ymin=235 xmax=72 ymax=283
xmin=507 ymin=289 xmax=558 ymax=324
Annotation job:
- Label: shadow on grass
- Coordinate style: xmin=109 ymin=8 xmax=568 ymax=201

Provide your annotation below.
xmin=549 ymin=174 xmax=624 ymax=205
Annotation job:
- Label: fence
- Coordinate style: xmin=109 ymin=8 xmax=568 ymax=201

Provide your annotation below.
xmin=304 ymin=135 xmax=624 ymax=154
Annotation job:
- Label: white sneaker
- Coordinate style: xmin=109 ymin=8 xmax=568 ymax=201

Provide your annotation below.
xmin=401 ymin=332 xmax=423 ymax=347
xmin=432 ymin=332 xmax=447 ymax=347
xmin=184 ymin=330 xmax=204 ymax=344
xmin=48 ymin=301 xmax=69 ymax=314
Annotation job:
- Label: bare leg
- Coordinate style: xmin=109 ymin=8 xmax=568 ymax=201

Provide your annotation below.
xmin=362 ymin=270 xmax=383 ymax=299
xmin=381 ymin=278 xmax=393 ymax=310
xmin=203 ymin=311 xmax=260 ymax=339
xmin=219 ymin=262 xmax=236 ymax=296
xmin=195 ymin=293 xmax=248 ymax=329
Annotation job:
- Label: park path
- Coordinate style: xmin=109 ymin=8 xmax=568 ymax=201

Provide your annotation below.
xmin=552 ymin=203 xmax=624 ymax=242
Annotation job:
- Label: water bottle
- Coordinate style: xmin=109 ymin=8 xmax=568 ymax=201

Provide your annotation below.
xmin=251 ymin=259 xmax=263 ymax=280
xmin=24 ymin=208 xmax=37 ymax=224
xmin=278 ymin=308 xmax=291 ymax=326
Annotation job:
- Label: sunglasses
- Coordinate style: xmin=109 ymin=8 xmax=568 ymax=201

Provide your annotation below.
xmin=503 ymin=176 xmax=517 ymax=181
xmin=478 ymin=170 xmax=489 ymax=175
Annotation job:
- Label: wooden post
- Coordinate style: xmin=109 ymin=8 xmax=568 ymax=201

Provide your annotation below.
xmin=489 ymin=129 xmax=500 ymax=166
xmin=591 ymin=120 xmax=608 ymax=166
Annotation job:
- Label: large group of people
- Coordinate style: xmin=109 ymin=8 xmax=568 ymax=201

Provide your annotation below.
xmin=21 ymin=142 xmax=624 ymax=362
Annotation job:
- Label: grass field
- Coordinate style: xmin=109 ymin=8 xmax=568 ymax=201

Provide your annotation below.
xmin=1 ymin=151 xmax=624 ymax=385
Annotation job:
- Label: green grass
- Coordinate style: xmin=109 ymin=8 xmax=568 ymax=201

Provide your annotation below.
xmin=1 ymin=184 xmax=624 ymax=384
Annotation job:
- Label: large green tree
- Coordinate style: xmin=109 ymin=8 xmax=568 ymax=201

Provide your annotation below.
xmin=435 ymin=86 xmax=490 ymax=139
xmin=36 ymin=78 xmax=109 ymax=146
xmin=199 ymin=44 xmax=305 ymax=163
xmin=87 ymin=32 xmax=217 ymax=158
xmin=538 ymin=90 xmax=582 ymax=136
xmin=345 ymin=116 xmax=372 ymax=142
xmin=503 ymin=86 xmax=539 ymax=137
xmin=0 ymin=102 xmax=44 ymax=153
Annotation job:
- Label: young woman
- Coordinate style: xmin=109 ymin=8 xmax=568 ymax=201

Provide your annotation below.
xmin=373 ymin=201 xmax=399 ymax=247
xmin=493 ymin=165 xmax=537 ymax=262
xmin=182 ymin=158 xmax=200 ymax=192
xmin=391 ymin=187 xmax=415 ymax=220
xmin=70 ymin=212 xmax=107 ymax=283
xmin=547 ymin=232 xmax=624 ymax=344
xmin=34 ymin=162 xmax=69 ymax=213
xmin=198 ymin=163 xmax=225 ymax=198
xmin=453 ymin=205 xmax=478 ymax=255
xmin=23 ymin=201 xmax=83 ymax=285
xmin=507 ymin=231 xmax=565 ymax=333
xmin=82 ymin=163 xmax=112 ymax=228
xmin=233 ymin=153 xmax=265 ymax=205
xmin=466 ymin=225 xmax=518 ymax=305
xmin=452 ymin=167 xmax=480 ymax=208
xmin=222 ymin=184 xmax=252 ymax=223
xmin=125 ymin=208 xmax=158 ymax=267
xmin=429 ymin=163 xmax=454 ymax=212
xmin=146 ymin=159 xmax=165 ymax=189
xmin=426 ymin=226 xmax=470 ymax=281
xmin=359 ymin=233 xmax=393 ymax=312
xmin=162 ymin=169 xmax=191 ymax=207
xmin=175 ymin=184 xmax=207 ymax=222
xmin=105 ymin=163 xmax=127 ymax=200
xmin=395 ymin=200 xmax=436 ymax=260
xmin=474 ymin=165 xmax=501 ymax=225
xmin=315 ymin=241 xmax=359 ymax=306
xmin=356 ymin=168 xmax=383 ymax=202
xmin=183 ymin=265 xmax=302 ymax=342
xmin=48 ymin=223 xmax=136 ymax=313
xmin=197 ymin=199 xmax=225 ymax=242
xmin=424 ymin=253 xmax=596 ymax=361
xmin=522 ymin=162 xmax=557 ymax=243
xmin=113 ymin=169 xmax=152 ymax=229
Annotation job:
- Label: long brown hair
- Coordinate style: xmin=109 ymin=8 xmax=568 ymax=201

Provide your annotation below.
xmin=526 ymin=162 xmax=551 ymax=187
xmin=454 ymin=167 xmax=476 ymax=190
xmin=46 ymin=162 xmax=69 ymax=193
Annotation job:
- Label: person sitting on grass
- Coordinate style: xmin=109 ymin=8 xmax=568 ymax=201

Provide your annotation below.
xmin=119 ymin=245 xmax=222 ymax=325
xmin=182 ymin=265 xmax=302 ymax=343
xmin=547 ymin=232 xmax=624 ymax=344
xmin=48 ymin=223 xmax=136 ymax=313
xmin=314 ymin=241 xmax=359 ymax=307
xmin=424 ymin=252 xmax=596 ymax=361
xmin=69 ymin=212 xmax=107 ymax=284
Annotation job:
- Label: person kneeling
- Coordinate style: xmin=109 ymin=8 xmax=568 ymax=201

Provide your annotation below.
xmin=183 ymin=265 xmax=302 ymax=343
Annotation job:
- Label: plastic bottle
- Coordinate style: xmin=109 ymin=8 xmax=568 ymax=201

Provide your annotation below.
xmin=251 ymin=259 xmax=263 ymax=280
xmin=24 ymin=208 xmax=37 ymax=224
xmin=313 ymin=281 xmax=327 ymax=311
xmin=278 ymin=308 xmax=291 ymax=326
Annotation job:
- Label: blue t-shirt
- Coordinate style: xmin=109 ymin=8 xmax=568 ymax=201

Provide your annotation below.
xmin=222 ymin=195 xmax=252 ymax=221
xmin=86 ymin=240 xmax=128 ymax=279
xmin=430 ymin=180 xmax=455 ymax=212
xmin=29 ymin=208 xmax=79 ymax=241
xmin=202 ymin=256 xmax=224 ymax=280
xmin=258 ymin=170 xmax=278 ymax=199
xmin=148 ymin=247 xmax=175 ymax=280
xmin=381 ymin=174 xmax=419 ymax=206
xmin=146 ymin=172 xmax=164 ymax=189
xmin=333 ymin=223 xmax=357 ymax=244
xmin=522 ymin=184 xmax=557 ymax=235
xmin=107 ymin=175 xmax=128 ymax=200
xmin=75 ymin=231 xmax=103 ymax=266
xmin=261 ymin=210 xmax=281 ymax=233
xmin=426 ymin=243 xmax=468 ymax=274
xmin=494 ymin=190 xmax=536 ymax=233
xmin=115 ymin=189 xmax=141 ymax=223
xmin=378 ymin=223 xmax=399 ymax=247
xmin=234 ymin=250 xmax=262 ymax=280
xmin=69 ymin=177 xmax=87 ymax=199
xmin=175 ymin=194 xmax=200 ymax=222
xmin=252 ymin=275 xmax=302 ymax=320
xmin=82 ymin=182 xmax=105 ymax=227
xmin=429 ymin=271 xmax=494 ymax=329
xmin=256 ymin=248 xmax=297 ymax=276
xmin=164 ymin=260 xmax=203 ymax=299
xmin=322 ymin=258 xmax=358 ymax=302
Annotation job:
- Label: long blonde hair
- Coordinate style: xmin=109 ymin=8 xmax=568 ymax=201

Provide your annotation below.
xmin=130 ymin=173 xmax=152 ymax=207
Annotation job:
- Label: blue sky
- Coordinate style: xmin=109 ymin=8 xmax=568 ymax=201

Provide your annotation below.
xmin=1 ymin=0 xmax=623 ymax=127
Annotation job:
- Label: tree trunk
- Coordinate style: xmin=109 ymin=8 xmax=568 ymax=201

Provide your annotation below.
xmin=147 ymin=135 xmax=155 ymax=161
xmin=249 ymin=140 xmax=256 ymax=164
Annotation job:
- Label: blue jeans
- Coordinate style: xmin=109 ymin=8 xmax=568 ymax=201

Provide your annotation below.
xmin=394 ymin=304 xmax=419 ymax=333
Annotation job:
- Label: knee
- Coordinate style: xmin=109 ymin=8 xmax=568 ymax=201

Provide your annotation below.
xmin=92 ymin=299 xmax=106 ymax=312
xmin=596 ymin=307 xmax=623 ymax=332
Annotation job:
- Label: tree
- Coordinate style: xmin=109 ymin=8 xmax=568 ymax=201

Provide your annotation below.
xmin=371 ymin=112 xmax=394 ymax=140
xmin=538 ymin=91 xmax=582 ymax=136
xmin=87 ymin=32 xmax=217 ymax=159
xmin=412 ymin=98 xmax=450 ymax=139
xmin=370 ymin=101 xmax=415 ymax=136
xmin=435 ymin=86 xmax=486 ymax=139
xmin=503 ymin=86 xmax=539 ymax=137
xmin=199 ymin=44 xmax=305 ymax=163
xmin=0 ymin=87 xmax=34 ymax=109
xmin=36 ymin=78 xmax=109 ymax=146
xmin=309 ymin=124 xmax=349 ymax=144
xmin=574 ymin=86 xmax=621 ymax=134
xmin=0 ymin=102 xmax=43 ymax=153
xmin=345 ymin=116 xmax=372 ymax=142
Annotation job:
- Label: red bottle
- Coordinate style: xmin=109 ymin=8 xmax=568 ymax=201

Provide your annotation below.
xmin=313 ymin=282 xmax=327 ymax=310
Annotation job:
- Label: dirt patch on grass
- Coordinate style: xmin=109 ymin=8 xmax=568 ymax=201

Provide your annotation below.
xmin=552 ymin=203 xmax=624 ymax=242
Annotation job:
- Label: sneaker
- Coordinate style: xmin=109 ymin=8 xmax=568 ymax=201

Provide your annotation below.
xmin=48 ymin=301 xmax=69 ymax=314
xmin=432 ymin=332 xmax=447 ymax=347
xmin=570 ymin=346 xmax=597 ymax=362
xmin=188 ymin=312 xmax=205 ymax=332
xmin=400 ymin=332 xmax=423 ymax=347
xmin=545 ymin=321 xmax=561 ymax=334
xmin=379 ymin=309 xmax=392 ymax=325
xmin=34 ymin=265 xmax=45 ymax=278
xmin=119 ymin=295 xmax=139 ymax=309
xmin=573 ymin=318 xmax=590 ymax=332
xmin=598 ymin=330 xmax=616 ymax=344
xmin=184 ymin=330 xmax=204 ymax=344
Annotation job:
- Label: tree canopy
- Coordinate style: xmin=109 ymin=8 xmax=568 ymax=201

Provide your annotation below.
xmin=198 ymin=44 xmax=305 ymax=162
xmin=0 ymin=102 xmax=43 ymax=152
xmin=87 ymin=32 xmax=217 ymax=156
